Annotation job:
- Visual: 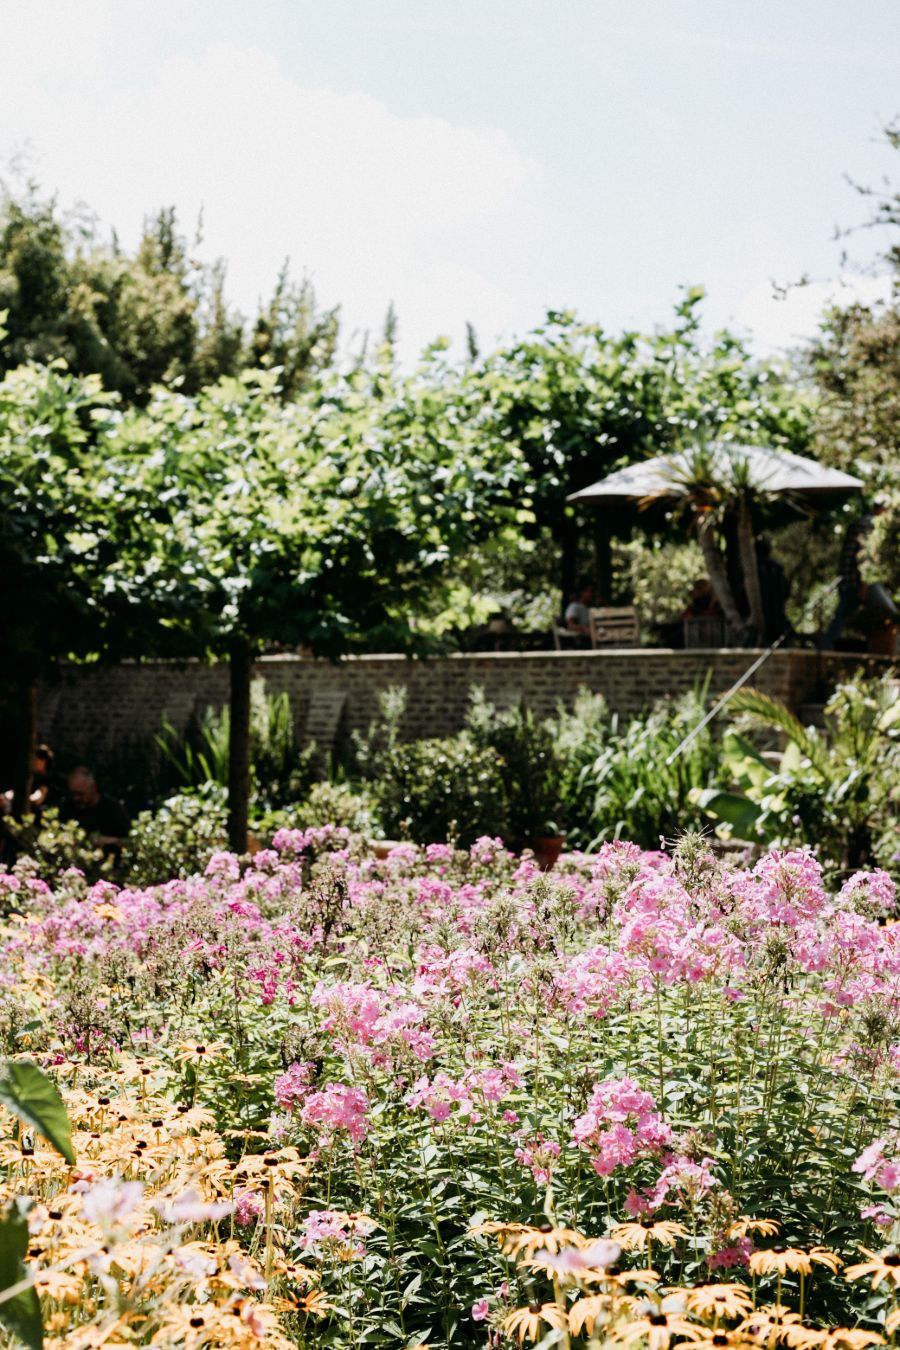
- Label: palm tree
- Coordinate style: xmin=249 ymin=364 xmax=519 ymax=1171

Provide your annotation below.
xmin=644 ymin=439 xmax=771 ymax=643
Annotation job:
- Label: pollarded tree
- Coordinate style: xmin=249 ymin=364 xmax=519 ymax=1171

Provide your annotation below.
xmin=109 ymin=355 xmax=526 ymax=850
xmin=467 ymin=293 xmax=812 ymax=610
xmin=0 ymin=351 xmax=123 ymax=814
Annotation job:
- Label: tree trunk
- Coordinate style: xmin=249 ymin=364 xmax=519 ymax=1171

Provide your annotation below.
xmin=696 ymin=515 xmax=746 ymax=636
xmin=593 ymin=507 xmax=612 ymax=601
xmin=11 ymin=677 xmax=38 ymax=820
xmin=227 ymin=635 xmax=254 ymax=854
xmin=559 ymin=513 xmax=578 ymax=620
xmin=737 ymin=499 xmax=765 ymax=644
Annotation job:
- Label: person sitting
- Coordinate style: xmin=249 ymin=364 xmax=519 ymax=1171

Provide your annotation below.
xmin=564 ymin=581 xmax=599 ymax=647
xmin=682 ymin=577 xmax=720 ymax=621
xmin=1 ymin=743 xmax=57 ymax=820
xmin=59 ymin=767 xmax=129 ymax=860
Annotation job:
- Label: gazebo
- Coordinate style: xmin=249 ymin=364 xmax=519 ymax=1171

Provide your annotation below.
xmin=568 ymin=443 xmax=864 ymax=506
xmin=566 ymin=442 xmax=865 ymax=645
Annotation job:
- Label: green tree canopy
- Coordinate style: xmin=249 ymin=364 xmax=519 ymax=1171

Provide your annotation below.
xmin=104 ymin=352 xmax=526 ymax=845
xmin=0 ymin=184 xmax=338 ymax=404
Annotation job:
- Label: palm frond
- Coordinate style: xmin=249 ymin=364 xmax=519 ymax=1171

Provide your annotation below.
xmin=728 ymin=688 xmax=830 ymax=776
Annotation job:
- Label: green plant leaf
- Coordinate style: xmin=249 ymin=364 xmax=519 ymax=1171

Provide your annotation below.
xmin=0 ymin=1060 xmax=76 ymax=1165
xmin=691 ymin=787 xmax=763 ymax=837
xmin=0 ymin=1200 xmax=43 ymax=1350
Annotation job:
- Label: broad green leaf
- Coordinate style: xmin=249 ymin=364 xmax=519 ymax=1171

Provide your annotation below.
xmin=0 ymin=1061 xmax=75 ymax=1165
xmin=0 ymin=1200 xmax=43 ymax=1350
xmin=692 ymin=787 xmax=763 ymax=837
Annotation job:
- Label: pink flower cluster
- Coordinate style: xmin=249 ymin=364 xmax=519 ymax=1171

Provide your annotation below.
xmin=854 ymin=1137 xmax=900 ymax=1193
xmin=407 ymin=1063 xmax=523 ymax=1123
xmin=572 ymin=1077 xmax=672 ymax=1176
xmin=276 ymin=1079 xmax=370 ymax=1146
xmin=513 ymin=1132 xmax=561 ymax=1185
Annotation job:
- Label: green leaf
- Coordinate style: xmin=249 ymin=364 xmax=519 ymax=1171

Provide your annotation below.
xmin=0 ymin=1200 xmax=43 ymax=1350
xmin=0 ymin=1061 xmax=76 ymax=1165
xmin=691 ymin=787 xmax=763 ymax=837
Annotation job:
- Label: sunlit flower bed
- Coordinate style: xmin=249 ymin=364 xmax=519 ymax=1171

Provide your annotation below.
xmin=0 ymin=829 xmax=898 ymax=1347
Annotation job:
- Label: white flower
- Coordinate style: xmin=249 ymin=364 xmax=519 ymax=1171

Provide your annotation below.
xmin=80 ymin=1177 xmax=144 ymax=1229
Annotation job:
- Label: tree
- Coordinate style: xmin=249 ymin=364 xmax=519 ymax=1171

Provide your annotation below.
xmin=466 ymin=294 xmax=811 ymax=612
xmin=109 ymin=355 xmax=526 ymax=850
xmin=0 ymin=185 xmax=338 ymax=405
xmin=0 ymin=349 xmax=122 ymax=814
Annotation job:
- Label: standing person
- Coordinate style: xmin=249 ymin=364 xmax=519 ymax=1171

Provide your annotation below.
xmin=60 ymin=767 xmax=129 ymax=860
xmin=756 ymin=538 xmax=791 ymax=644
xmin=823 ymin=508 xmax=874 ymax=649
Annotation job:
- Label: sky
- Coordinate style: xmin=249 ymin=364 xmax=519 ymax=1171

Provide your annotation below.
xmin=1 ymin=0 xmax=898 ymax=363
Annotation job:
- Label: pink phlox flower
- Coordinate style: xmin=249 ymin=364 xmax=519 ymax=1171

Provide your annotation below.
xmin=274 ymin=1061 xmax=316 ymax=1112
xmin=234 ymin=1189 xmax=264 ymax=1227
xmin=708 ymin=1237 xmax=752 ymax=1270
xmin=572 ymin=1076 xmax=671 ymax=1175
xmin=299 ymin=1083 xmax=370 ymax=1143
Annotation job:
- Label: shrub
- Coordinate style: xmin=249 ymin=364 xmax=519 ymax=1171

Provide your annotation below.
xmin=370 ymin=735 xmax=508 ymax=846
xmin=0 ymin=807 xmax=112 ymax=885
xmin=467 ymin=692 xmax=563 ymax=838
xmin=554 ymin=684 xmax=725 ymax=848
xmin=123 ymin=783 xmax=228 ymax=885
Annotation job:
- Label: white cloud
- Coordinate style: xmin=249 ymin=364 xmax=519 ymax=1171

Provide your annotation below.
xmin=0 ymin=35 xmax=536 ymax=359
xmin=736 ymin=273 xmax=893 ymax=353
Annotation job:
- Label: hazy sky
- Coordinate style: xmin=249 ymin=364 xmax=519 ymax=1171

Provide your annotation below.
xmin=2 ymin=0 xmax=898 ymax=361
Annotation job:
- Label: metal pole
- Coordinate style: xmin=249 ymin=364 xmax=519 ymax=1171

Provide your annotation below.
xmin=664 ymin=579 xmax=839 ymax=766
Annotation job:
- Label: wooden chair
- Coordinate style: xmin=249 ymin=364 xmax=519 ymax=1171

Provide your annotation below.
xmin=683 ymin=616 xmax=726 ymax=649
xmin=551 ymin=623 xmax=583 ymax=650
xmin=589 ymin=606 xmax=641 ymax=648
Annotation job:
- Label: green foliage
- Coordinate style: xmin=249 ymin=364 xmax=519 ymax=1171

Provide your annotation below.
xmin=862 ymin=483 xmax=900 ymax=594
xmin=358 ymin=689 xmax=508 ymax=845
xmin=368 ymin=738 xmax=508 ymax=848
xmin=466 ymin=693 xmax=563 ymax=837
xmin=123 ymin=785 xmax=228 ymax=886
xmin=1 ymin=810 xmax=112 ymax=886
xmin=156 ymin=684 xmax=317 ymax=808
xmin=0 ymin=185 xmax=336 ymax=404
xmin=0 ymin=1198 xmax=42 ymax=1349
xmin=0 ymin=360 xmax=120 ymax=676
xmin=695 ymin=673 xmax=900 ymax=874
xmin=611 ymin=534 xmax=706 ymax=625
xmin=463 ymin=295 xmax=812 ymax=605
xmin=553 ymin=684 xmax=725 ymax=849
xmin=0 ymin=1059 xmax=75 ymax=1164
xmin=287 ymin=781 xmax=376 ymax=835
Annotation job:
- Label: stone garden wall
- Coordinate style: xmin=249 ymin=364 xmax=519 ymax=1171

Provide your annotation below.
xmin=36 ymin=649 xmax=893 ymax=766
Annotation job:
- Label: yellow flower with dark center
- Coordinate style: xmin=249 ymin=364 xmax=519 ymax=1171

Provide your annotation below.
xmin=469 ymin=1219 xmax=586 ymax=1258
xmin=684 ymin=1284 xmax=754 ymax=1320
xmin=729 ymin=1218 xmax=781 ymax=1239
xmin=501 ymin=1301 xmax=569 ymax=1345
xmin=613 ymin=1220 xmax=688 ymax=1251
xmin=691 ymin=1332 xmax=760 ymax=1350
xmin=843 ymin=1248 xmax=900 ymax=1289
xmin=783 ymin=1327 xmax=884 ymax=1350
xmin=738 ymin=1304 xmax=806 ymax=1348
xmin=612 ymin=1306 xmax=702 ymax=1350
xmin=569 ymin=1291 xmax=638 ymax=1337
xmin=172 ymin=1040 xmax=228 ymax=1066
xmin=749 ymin=1247 xmax=841 ymax=1278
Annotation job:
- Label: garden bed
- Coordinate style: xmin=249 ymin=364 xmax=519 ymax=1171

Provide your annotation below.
xmin=0 ymin=830 xmax=897 ymax=1346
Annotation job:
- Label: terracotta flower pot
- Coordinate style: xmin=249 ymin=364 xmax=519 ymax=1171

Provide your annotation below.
xmin=531 ymin=835 xmax=565 ymax=871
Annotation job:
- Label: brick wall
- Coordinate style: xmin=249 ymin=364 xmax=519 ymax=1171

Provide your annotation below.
xmin=36 ymin=649 xmax=893 ymax=764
